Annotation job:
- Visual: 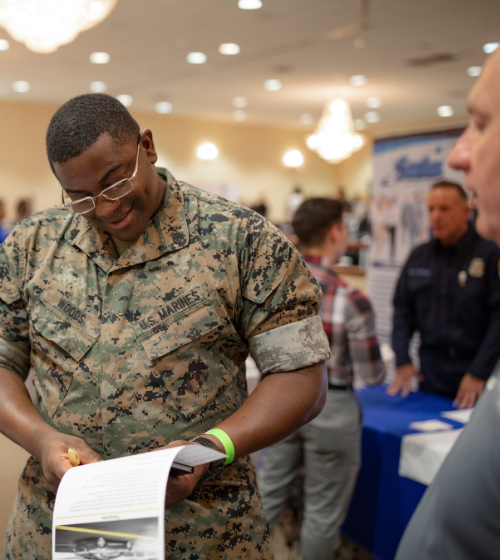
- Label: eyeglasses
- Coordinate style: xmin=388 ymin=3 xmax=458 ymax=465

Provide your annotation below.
xmin=63 ymin=141 xmax=140 ymax=215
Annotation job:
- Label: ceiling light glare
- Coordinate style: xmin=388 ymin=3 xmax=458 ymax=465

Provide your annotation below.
xmin=306 ymin=135 xmax=319 ymax=149
xmin=219 ymin=43 xmax=240 ymax=55
xmin=354 ymin=119 xmax=367 ymax=130
xmin=437 ymin=105 xmax=453 ymax=117
xmin=156 ymin=101 xmax=172 ymax=114
xmin=366 ymin=96 xmax=382 ymax=109
xmin=187 ymin=52 xmax=207 ymax=64
xmin=299 ymin=113 xmax=314 ymax=126
xmin=354 ymin=38 xmax=365 ymax=49
xmin=0 ymin=39 xmax=9 ymax=51
xmin=232 ymin=96 xmax=248 ymax=109
xmin=90 ymin=80 xmax=107 ymax=93
xmin=364 ymin=111 xmax=380 ymax=123
xmin=467 ymin=66 xmax=482 ymax=77
xmin=117 ymin=94 xmax=133 ymax=107
xmin=350 ymin=75 xmax=367 ymax=87
xmin=483 ymin=43 xmax=499 ymax=54
xmin=353 ymin=135 xmax=363 ymax=148
xmin=12 ymin=80 xmax=30 ymax=93
xmin=197 ymin=142 xmax=218 ymax=160
xmin=264 ymin=79 xmax=282 ymax=91
xmin=233 ymin=109 xmax=247 ymax=121
xmin=238 ymin=0 xmax=262 ymax=9
xmin=283 ymin=150 xmax=304 ymax=168
xmin=90 ymin=51 xmax=110 ymax=64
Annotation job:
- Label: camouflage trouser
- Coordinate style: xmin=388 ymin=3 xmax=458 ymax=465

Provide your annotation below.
xmin=2 ymin=455 xmax=273 ymax=560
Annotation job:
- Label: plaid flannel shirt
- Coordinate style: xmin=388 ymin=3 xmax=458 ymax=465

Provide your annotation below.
xmin=303 ymin=255 xmax=384 ymax=387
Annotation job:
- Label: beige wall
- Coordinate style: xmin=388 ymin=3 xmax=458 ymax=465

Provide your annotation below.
xmin=0 ymin=99 xmax=376 ymax=225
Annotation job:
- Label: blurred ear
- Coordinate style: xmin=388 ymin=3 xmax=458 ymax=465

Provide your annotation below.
xmin=327 ymin=223 xmax=340 ymax=244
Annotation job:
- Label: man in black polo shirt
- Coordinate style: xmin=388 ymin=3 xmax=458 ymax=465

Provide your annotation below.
xmin=389 ymin=180 xmax=500 ymax=408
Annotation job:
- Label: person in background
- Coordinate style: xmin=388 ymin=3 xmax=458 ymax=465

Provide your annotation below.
xmin=396 ymin=45 xmax=500 ymax=560
xmin=389 ymin=180 xmax=500 ymax=408
xmin=15 ymin=198 xmax=32 ymax=223
xmin=0 ymin=200 xmax=8 ymax=242
xmin=258 ymin=198 xmax=385 ymax=560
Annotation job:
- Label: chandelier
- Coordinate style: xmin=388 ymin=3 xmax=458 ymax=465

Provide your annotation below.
xmin=306 ymin=98 xmax=365 ymax=164
xmin=0 ymin=0 xmax=118 ymax=53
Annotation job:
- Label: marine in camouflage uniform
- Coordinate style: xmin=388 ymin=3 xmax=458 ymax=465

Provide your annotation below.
xmin=0 ymin=94 xmax=329 ymax=560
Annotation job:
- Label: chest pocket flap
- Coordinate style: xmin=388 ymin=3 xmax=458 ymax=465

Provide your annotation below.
xmin=32 ymin=287 xmax=99 ymax=362
xmin=136 ymin=286 xmax=221 ymax=360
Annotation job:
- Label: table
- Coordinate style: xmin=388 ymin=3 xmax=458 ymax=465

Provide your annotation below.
xmin=341 ymin=385 xmax=464 ymax=560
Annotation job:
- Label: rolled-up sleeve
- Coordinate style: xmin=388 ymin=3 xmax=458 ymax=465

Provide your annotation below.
xmin=238 ymin=213 xmax=330 ymax=373
xmin=0 ymin=237 xmax=30 ymax=380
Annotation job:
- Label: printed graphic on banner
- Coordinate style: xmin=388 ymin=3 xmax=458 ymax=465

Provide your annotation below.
xmin=368 ymin=134 xmax=463 ymax=345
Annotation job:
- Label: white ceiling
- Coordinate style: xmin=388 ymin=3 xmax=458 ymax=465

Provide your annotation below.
xmin=0 ymin=0 xmax=497 ymax=133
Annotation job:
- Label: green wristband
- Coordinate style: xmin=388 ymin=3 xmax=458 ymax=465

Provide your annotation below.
xmin=205 ymin=428 xmax=235 ymax=465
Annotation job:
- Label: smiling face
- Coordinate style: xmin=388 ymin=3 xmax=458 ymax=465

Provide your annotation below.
xmin=448 ymin=50 xmax=500 ymax=244
xmin=53 ymin=130 xmax=166 ymax=243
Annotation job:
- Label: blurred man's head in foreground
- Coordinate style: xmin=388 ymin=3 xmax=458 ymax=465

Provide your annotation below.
xmin=449 ymin=49 xmax=500 ymax=245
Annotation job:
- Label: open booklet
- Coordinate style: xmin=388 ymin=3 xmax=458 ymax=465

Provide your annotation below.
xmin=52 ymin=445 xmax=226 ymax=560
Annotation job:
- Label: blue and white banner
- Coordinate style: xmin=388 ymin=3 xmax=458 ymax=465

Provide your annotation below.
xmin=368 ymin=133 xmax=464 ymax=344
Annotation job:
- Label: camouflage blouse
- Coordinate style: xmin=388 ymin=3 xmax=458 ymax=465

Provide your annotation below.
xmin=0 ymin=169 xmax=329 ymax=560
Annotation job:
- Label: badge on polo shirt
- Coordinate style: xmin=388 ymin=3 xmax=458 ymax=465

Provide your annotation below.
xmin=458 ymin=270 xmax=467 ymax=287
xmin=468 ymin=258 xmax=485 ymax=278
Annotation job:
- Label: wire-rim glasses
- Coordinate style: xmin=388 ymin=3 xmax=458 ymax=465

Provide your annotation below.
xmin=63 ymin=141 xmax=140 ymax=215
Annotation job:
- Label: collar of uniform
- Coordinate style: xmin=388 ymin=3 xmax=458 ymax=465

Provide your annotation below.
xmin=432 ymin=225 xmax=478 ymax=261
xmin=63 ymin=167 xmax=189 ymax=272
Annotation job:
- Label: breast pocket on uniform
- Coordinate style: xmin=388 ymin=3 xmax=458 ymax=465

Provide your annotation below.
xmin=30 ymin=287 xmax=99 ymax=417
xmin=134 ymin=285 xmax=224 ymax=415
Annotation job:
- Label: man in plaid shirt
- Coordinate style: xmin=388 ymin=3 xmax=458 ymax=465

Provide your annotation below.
xmin=258 ymin=198 xmax=384 ymax=560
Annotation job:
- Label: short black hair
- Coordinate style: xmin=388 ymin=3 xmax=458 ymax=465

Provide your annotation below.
xmin=46 ymin=93 xmax=140 ymax=166
xmin=431 ymin=180 xmax=468 ymax=202
xmin=292 ymin=198 xmax=344 ymax=247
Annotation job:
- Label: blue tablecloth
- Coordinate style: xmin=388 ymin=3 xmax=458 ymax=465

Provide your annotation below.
xmin=341 ymin=385 xmax=462 ymax=560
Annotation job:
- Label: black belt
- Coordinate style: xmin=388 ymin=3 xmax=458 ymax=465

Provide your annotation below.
xmin=328 ymin=382 xmax=353 ymax=391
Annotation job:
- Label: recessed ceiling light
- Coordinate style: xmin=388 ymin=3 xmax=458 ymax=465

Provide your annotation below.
xmin=0 ymin=39 xmax=10 ymax=51
xmin=306 ymin=135 xmax=319 ymax=149
xmin=219 ymin=43 xmax=240 ymax=55
xmin=366 ymin=97 xmax=382 ymax=109
xmin=264 ymin=79 xmax=282 ymax=91
xmin=283 ymin=150 xmax=304 ymax=167
xmin=354 ymin=119 xmax=367 ymax=130
xmin=467 ymin=66 xmax=482 ymax=77
xmin=350 ymin=75 xmax=367 ymax=87
xmin=156 ymin=101 xmax=172 ymax=114
xmin=483 ymin=43 xmax=499 ymax=54
xmin=354 ymin=38 xmax=365 ymax=49
xmin=197 ymin=143 xmax=218 ymax=160
xmin=90 ymin=81 xmax=107 ymax=93
xmin=299 ymin=114 xmax=314 ymax=126
xmin=90 ymin=52 xmax=110 ymax=64
xmin=364 ymin=111 xmax=380 ymax=123
xmin=117 ymin=94 xmax=133 ymax=107
xmin=437 ymin=105 xmax=453 ymax=117
xmin=238 ymin=0 xmax=262 ymax=9
xmin=232 ymin=96 xmax=248 ymax=109
xmin=187 ymin=52 xmax=207 ymax=64
xmin=12 ymin=81 xmax=30 ymax=93
xmin=233 ymin=110 xmax=247 ymax=121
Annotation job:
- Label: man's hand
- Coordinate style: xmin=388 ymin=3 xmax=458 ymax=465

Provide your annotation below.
xmin=387 ymin=363 xmax=420 ymax=398
xmin=454 ymin=373 xmax=485 ymax=409
xmin=37 ymin=432 xmax=102 ymax=493
xmin=159 ymin=440 xmax=211 ymax=509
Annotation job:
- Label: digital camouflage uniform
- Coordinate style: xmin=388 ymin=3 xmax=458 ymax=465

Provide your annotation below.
xmin=0 ymin=169 xmax=329 ymax=560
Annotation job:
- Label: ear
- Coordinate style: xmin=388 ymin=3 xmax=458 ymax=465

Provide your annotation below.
xmin=140 ymin=129 xmax=158 ymax=164
xmin=327 ymin=223 xmax=339 ymax=244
